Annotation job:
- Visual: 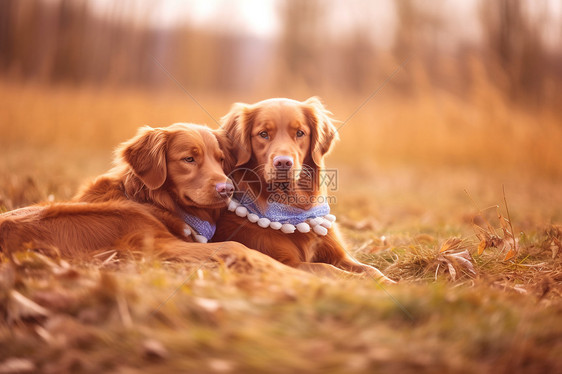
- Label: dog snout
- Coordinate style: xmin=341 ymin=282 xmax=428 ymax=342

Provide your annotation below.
xmin=215 ymin=182 xmax=234 ymax=199
xmin=273 ymin=156 xmax=294 ymax=170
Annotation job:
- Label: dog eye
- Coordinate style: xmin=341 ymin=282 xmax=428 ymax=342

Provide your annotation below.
xmin=183 ymin=157 xmax=195 ymax=163
xmin=296 ymin=130 xmax=305 ymax=138
xmin=259 ymin=131 xmax=269 ymax=139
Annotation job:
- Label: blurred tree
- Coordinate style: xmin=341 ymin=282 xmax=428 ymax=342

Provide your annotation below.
xmin=278 ymin=0 xmax=326 ymax=91
xmin=0 ymin=0 xmax=16 ymax=72
xmin=393 ymin=0 xmax=417 ymax=61
xmin=0 ymin=0 xmax=162 ymax=88
xmin=0 ymin=0 xmax=559 ymax=107
xmin=393 ymin=0 xmax=445 ymax=94
xmin=480 ymin=0 xmax=547 ymax=104
xmin=343 ymin=29 xmax=376 ymax=94
xmin=394 ymin=0 xmax=443 ymax=59
xmin=51 ymin=0 xmax=88 ymax=83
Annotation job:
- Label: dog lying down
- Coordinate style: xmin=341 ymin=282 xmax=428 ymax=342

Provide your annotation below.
xmin=0 ymin=123 xmax=289 ymax=273
xmin=215 ymin=97 xmax=395 ymax=284
xmin=1 ymin=119 xmax=394 ymax=283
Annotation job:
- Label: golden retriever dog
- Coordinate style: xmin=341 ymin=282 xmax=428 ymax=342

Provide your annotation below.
xmin=0 ymin=123 xmax=283 ymax=271
xmin=75 ymin=123 xmax=233 ymax=244
xmin=213 ymin=97 xmax=395 ymax=283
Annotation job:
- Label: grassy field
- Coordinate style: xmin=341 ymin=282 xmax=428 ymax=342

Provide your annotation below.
xmin=1 ymin=81 xmax=562 ymax=373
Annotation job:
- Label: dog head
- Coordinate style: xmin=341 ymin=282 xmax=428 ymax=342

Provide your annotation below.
xmin=119 ymin=123 xmax=233 ymax=209
xmin=220 ymin=97 xmax=339 ymax=186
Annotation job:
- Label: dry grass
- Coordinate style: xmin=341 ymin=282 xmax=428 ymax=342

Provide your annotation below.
xmin=1 ymin=80 xmax=562 ymax=372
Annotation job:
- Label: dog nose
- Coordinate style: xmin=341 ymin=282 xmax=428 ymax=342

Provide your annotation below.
xmin=215 ymin=182 xmax=234 ymax=198
xmin=273 ymin=156 xmax=294 ymax=170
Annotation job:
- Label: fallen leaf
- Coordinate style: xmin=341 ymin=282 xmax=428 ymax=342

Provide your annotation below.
xmin=504 ymin=247 xmax=516 ymax=261
xmin=538 ymin=277 xmax=552 ymax=300
xmin=542 ymin=226 xmax=562 ymax=258
xmin=437 ymin=250 xmax=476 ymax=281
xmin=446 ymin=263 xmax=457 ymax=280
xmin=31 ymin=290 xmax=76 ymax=311
xmin=208 ymin=359 xmax=235 ymax=373
xmin=477 ymin=240 xmax=487 ymax=255
xmin=0 ymin=263 xmax=16 ymax=292
xmin=0 ymin=358 xmax=35 ymax=374
xmin=7 ymin=290 xmax=50 ymax=323
xmin=512 ymin=285 xmax=528 ymax=294
xmin=497 ymin=206 xmax=512 ymax=239
xmin=142 ymin=339 xmax=169 ymax=361
xmin=193 ymin=297 xmax=222 ymax=314
xmin=473 ymin=224 xmax=503 ymax=254
xmin=43 ymin=315 xmax=98 ymax=349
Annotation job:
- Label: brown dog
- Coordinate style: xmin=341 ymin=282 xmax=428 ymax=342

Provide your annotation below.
xmin=0 ymin=123 xmax=280 ymax=270
xmin=75 ymin=123 xmax=234 ymax=244
xmin=214 ymin=98 xmax=395 ymax=283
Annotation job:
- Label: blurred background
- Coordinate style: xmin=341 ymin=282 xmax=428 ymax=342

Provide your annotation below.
xmin=1 ymin=0 xmax=561 ymax=228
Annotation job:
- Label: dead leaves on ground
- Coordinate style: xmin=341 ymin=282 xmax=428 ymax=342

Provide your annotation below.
xmin=6 ymin=289 xmax=51 ymax=323
xmin=388 ymin=238 xmax=478 ymax=282
xmin=473 ymin=206 xmax=518 ymax=261
xmin=0 ymin=250 xmax=159 ymax=372
xmin=437 ymin=238 xmax=477 ymax=281
xmin=0 ymin=358 xmax=36 ymax=374
xmin=469 ymin=188 xmax=519 ymax=261
xmin=0 ymin=251 xmax=126 ymax=326
xmin=542 ymin=225 xmax=562 ymax=259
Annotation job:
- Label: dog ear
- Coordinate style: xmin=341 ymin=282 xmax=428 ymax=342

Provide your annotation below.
xmin=221 ymin=103 xmax=254 ymax=167
xmin=303 ymin=97 xmax=340 ymax=168
xmin=120 ymin=126 xmax=168 ymax=190
xmin=212 ymin=128 xmax=237 ymax=174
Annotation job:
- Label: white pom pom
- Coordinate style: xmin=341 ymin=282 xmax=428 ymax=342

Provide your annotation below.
xmin=313 ymin=225 xmax=328 ymax=236
xmin=257 ymin=217 xmax=270 ymax=228
xmin=281 ymin=224 xmax=296 ymax=234
xmin=296 ymin=222 xmax=310 ymax=233
xmin=228 ymin=200 xmax=239 ymax=212
xmin=235 ymin=206 xmax=248 ymax=217
xmin=324 ymin=214 xmax=336 ymax=222
xmin=247 ymin=213 xmax=259 ymax=223
xmin=320 ymin=219 xmax=332 ymax=229
xmin=183 ymin=226 xmax=192 ymax=237
xmin=269 ymin=222 xmax=282 ymax=230
xmin=194 ymin=234 xmax=208 ymax=243
xmin=308 ymin=217 xmax=322 ymax=227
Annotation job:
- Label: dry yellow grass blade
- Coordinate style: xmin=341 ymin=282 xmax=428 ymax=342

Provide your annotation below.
xmin=439 ymin=238 xmax=463 ymax=253
xmin=500 ymin=186 xmax=519 ymax=261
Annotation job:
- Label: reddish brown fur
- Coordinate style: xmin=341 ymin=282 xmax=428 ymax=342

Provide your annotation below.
xmin=214 ymin=98 xmax=395 ymax=282
xmin=0 ymin=123 xmax=285 ymax=271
